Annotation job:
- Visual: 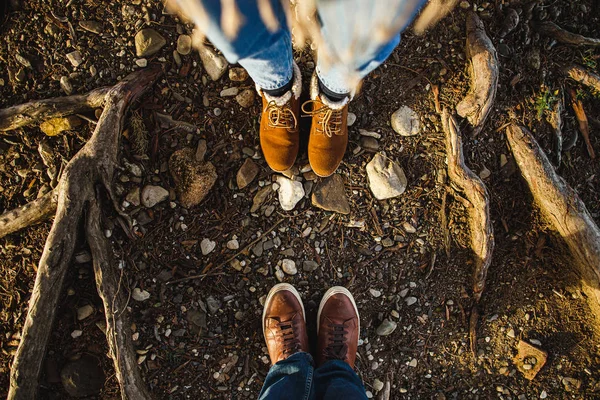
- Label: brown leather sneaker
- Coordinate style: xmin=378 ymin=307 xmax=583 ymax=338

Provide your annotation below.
xmin=258 ymin=62 xmax=302 ymax=172
xmin=262 ymin=283 xmax=310 ymax=365
xmin=303 ymin=74 xmax=349 ymax=177
xmin=316 ymin=286 xmax=360 ymax=368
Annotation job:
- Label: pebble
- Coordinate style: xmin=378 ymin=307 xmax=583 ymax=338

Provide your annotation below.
xmin=366 ymin=153 xmax=407 ymax=200
xmin=360 ymin=136 xmax=379 ymax=151
xmin=135 ymin=58 xmax=148 ymax=68
xmin=540 ymin=390 xmax=548 ymax=399
xmin=60 ymin=76 xmax=73 ymax=95
xmin=227 ymin=239 xmax=239 ymax=250
xmin=206 ymin=296 xmax=221 ymax=314
xmin=220 ymin=87 xmax=239 ymax=97
xmin=135 ymin=28 xmax=166 ymax=57
xmin=479 ymin=166 xmax=491 ymax=179
xmin=77 ymin=305 xmax=94 ymax=320
xmin=311 ymin=174 xmax=350 ymax=214
xmin=66 ymin=51 xmax=83 ymax=68
xmin=201 ymin=238 xmax=216 ymax=255
xmin=251 ymin=186 xmax=272 ymax=213
xmin=79 ymin=20 xmax=103 ymax=34
xmin=376 ymin=319 xmax=397 ymax=336
xmin=275 ymin=269 xmax=285 ymax=282
xmin=198 ymin=45 xmax=228 ymax=81
xmin=282 ymin=259 xmax=297 ymax=275
xmin=373 ymin=379 xmax=384 ymax=393
xmin=562 ymin=377 xmax=581 ymax=392
xmin=276 ymin=176 xmax=304 ymax=211
xmin=402 ymin=222 xmax=417 ymax=233
xmin=369 ymin=288 xmax=382 ymax=298
xmin=71 ymin=330 xmax=83 ymax=338
xmin=460 ymin=1 xmax=470 ymax=9
xmin=347 ymin=112 xmax=357 ymax=126
xmin=125 ymin=187 xmax=141 ymax=207
xmin=366 ymin=391 xmax=373 ymax=399
xmin=229 ymin=67 xmax=249 ymax=81
xmin=409 ymin=358 xmax=418 ymax=367
xmin=405 ymin=296 xmax=417 ymax=306
xmin=141 ymin=185 xmax=169 ymax=208
xmin=507 ymin=328 xmax=516 ymax=338
xmin=236 ymin=89 xmax=255 ymax=108
xmin=132 ymin=288 xmax=150 ymax=301
xmin=176 ymin=34 xmax=192 ymax=55
xmin=237 ymin=158 xmax=259 ymax=189
xmin=391 ymin=106 xmax=420 ymax=136
xmin=302 ymin=260 xmax=319 ymax=272
xmin=359 ymin=129 xmax=382 ymax=139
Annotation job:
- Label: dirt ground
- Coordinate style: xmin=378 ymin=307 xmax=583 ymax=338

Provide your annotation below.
xmin=1 ymin=0 xmax=600 ymax=399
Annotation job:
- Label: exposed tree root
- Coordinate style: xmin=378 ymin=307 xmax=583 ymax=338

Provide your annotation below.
xmin=536 ymin=21 xmax=600 ymax=47
xmin=506 ymin=124 xmax=600 ymax=329
xmin=456 ymin=12 xmax=499 ymax=136
xmin=442 ymin=109 xmax=494 ymax=302
xmin=0 ymin=87 xmax=110 ymax=132
xmin=563 ymin=64 xmax=600 ymax=93
xmin=0 ymin=188 xmax=58 ymax=239
xmin=8 ymin=65 xmax=161 ymax=400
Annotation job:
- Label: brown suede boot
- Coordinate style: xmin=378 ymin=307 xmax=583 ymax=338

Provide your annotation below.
xmin=263 ymin=283 xmax=310 ymax=365
xmin=302 ymin=74 xmax=349 ymax=177
xmin=316 ymin=286 xmax=360 ymax=368
xmin=257 ymin=62 xmax=302 ymax=172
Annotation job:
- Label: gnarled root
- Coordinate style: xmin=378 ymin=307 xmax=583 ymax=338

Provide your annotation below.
xmin=8 ymin=65 xmax=162 ymax=400
xmin=0 ymin=189 xmax=58 ymax=239
xmin=456 ymin=12 xmax=499 ymax=136
xmin=506 ymin=124 xmax=600 ymax=329
xmin=536 ymin=21 xmax=600 ymax=47
xmin=0 ymin=86 xmax=110 ymax=132
xmin=563 ymin=64 xmax=600 ymax=93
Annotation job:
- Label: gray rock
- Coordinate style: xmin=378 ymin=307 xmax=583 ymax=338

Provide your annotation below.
xmin=61 ymin=355 xmax=105 ymax=397
xmin=186 ymin=309 xmax=207 ymax=334
xmin=141 ymin=185 xmax=169 ymax=207
xmin=201 ymin=238 xmax=216 ymax=255
xmin=282 ymin=259 xmax=297 ymax=275
xmin=360 ymin=136 xmax=379 ymax=151
xmin=376 ymin=319 xmax=397 ymax=336
xmin=66 ymin=51 xmax=83 ymax=67
xmin=251 ymin=186 xmax=272 ymax=213
xmin=236 ymin=89 xmax=255 ymax=108
xmin=302 ymin=260 xmax=319 ymax=272
xmin=125 ymin=187 xmax=141 ymax=207
xmin=237 ymin=158 xmax=259 ymax=189
xmin=135 ymin=58 xmax=147 ymax=68
xmin=79 ymin=20 xmax=103 ymax=34
xmin=405 ymin=296 xmax=417 ymax=306
xmin=176 ymin=34 xmax=192 ymax=55
xmin=220 ymin=87 xmax=239 ymax=97
xmin=229 ymin=67 xmax=249 ymax=81
xmin=169 ymin=148 xmax=217 ymax=208
xmin=60 ymin=76 xmax=73 ymax=95
xmin=347 ymin=112 xmax=357 ymax=126
xmin=366 ymin=153 xmax=407 ymax=200
xmin=132 ymin=288 xmax=150 ymax=301
xmin=135 ymin=29 xmax=166 ymax=57
xmin=391 ymin=106 xmax=420 ymax=137
xmin=206 ymin=296 xmax=221 ymax=314
xmin=276 ymin=176 xmax=304 ymax=211
xmin=77 ymin=305 xmax=94 ymax=321
xmin=198 ymin=45 xmax=228 ymax=81
xmin=311 ymin=174 xmax=350 ymax=214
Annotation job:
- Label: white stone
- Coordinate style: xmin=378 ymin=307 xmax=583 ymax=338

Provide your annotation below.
xmin=359 ymin=129 xmax=382 ymax=139
xmin=276 ymin=176 xmax=305 ymax=211
xmin=373 ymin=379 xmax=384 ymax=392
xmin=275 ymin=269 xmax=285 ymax=282
xmin=366 ymin=153 xmax=407 ymax=200
xmin=201 ymin=238 xmax=216 ymax=255
xmin=71 ymin=330 xmax=83 ymax=338
xmin=77 ymin=305 xmax=94 ymax=320
xmin=479 ymin=166 xmax=491 ymax=179
xmin=141 ymin=185 xmax=169 ymax=207
xmin=391 ymin=106 xmax=420 ymax=136
xmin=282 ymin=259 xmax=297 ymax=275
xmin=66 ymin=50 xmax=83 ymax=67
xmin=402 ymin=222 xmax=417 ymax=234
xmin=369 ymin=288 xmax=382 ymax=298
xmin=347 ymin=112 xmax=357 ymax=126
xmin=409 ymin=358 xmax=418 ymax=367
xmin=135 ymin=58 xmax=148 ymax=68
xmin=198 ymin=45 xmax=228 ymax=81
xmin=227 ymin=239 xmax=239 ymax=250
xmin=405 ymin=296 xmax=417 ymax=306
xmin=132 ymin=288 xmax=151 ymax=301
xmin=220 ymin=87 xmax=239 ymax=97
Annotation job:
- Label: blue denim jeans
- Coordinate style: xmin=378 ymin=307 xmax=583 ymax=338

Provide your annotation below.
xmin=192 ymin=0 xmax=427 ymax=95
xmin=258 ymin=352 xmax=368 ymax=400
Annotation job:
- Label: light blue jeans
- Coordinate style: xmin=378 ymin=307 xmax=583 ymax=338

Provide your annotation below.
xmin=258 ymin=352 xmax=368 ymax=400
xmin=198 ymin=0 xmax=427 ymax=95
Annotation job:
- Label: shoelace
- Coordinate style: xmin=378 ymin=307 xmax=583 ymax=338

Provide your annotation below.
xmin=266 ymin=100 xmax=298 ymax=130
xmin=301 ymin=100 xmax=343 ymax=138
xmin=323 ymin=323 xmax=348 ymax=361
xmin=278 ymin=319 xmax=300 ymax=356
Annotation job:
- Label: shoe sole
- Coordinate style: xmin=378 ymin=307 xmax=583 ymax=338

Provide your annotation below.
xmin=262 ymin=283 xmax=306 ymax=339
xmin=317 ymin=286 xmax=359 ymax=336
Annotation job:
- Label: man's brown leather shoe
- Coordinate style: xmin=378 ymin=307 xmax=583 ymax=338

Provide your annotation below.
xmin=263 ymin=283 xmax=310 ymax=365
xmin=316 ymin=286 xmax=360 ymax=368
xmin=258 ymin=62 xmax=302 ymax=172
xmin=303 ymin=74 xmax=349 ymax=177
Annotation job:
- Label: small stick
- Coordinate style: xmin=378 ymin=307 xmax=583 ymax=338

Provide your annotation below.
xmin=569 ymin=89 xmax=595 ymax=159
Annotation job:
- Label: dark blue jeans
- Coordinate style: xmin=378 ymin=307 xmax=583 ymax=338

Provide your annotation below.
xmin=258 ymin=352 xmax=368 ymax=400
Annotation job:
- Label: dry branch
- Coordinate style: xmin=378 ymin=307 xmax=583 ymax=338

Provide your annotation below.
xmin=8 ymin=65 xmax=161 ymax=400
xmin=535 ymin=21 xmax=600 ymax=47
xmin=569 ymin=89 xmax=596 ymax=159
xmin=0 ymin=87 xmax=110 ymax=132
xmin=0 ymin=188 xmax=58 ymax=239
xmin=442 ymin=109 xmax=494 ymax=302
xmin=506 ymin=124 xmax=600 ymax=328
xmin=563 ymin=64 xmax=600 ymax=93
xmin=456 ymin=12 xmax=499 ymax=136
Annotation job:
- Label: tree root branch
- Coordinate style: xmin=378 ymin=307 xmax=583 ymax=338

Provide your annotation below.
xmin=8 ymin=65 xmax=162 ymax=400
xmin=0 ymin=188 xmax=58 ymax=239
xmin=563 ymin=64 xmax=600 ymax=93
xmin=536 ymin=21 xmax=600 ymax=47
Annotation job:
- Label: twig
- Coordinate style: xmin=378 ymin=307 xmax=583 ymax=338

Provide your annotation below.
xmin=569 ymin=88 xmax=596 ymax=159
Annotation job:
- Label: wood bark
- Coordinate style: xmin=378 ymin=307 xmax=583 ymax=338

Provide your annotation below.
xmin=456 ymin=12 xmax=499 ymax=136
xmin=536 ymin=21 xmax=600 ymax=47
xmin=8 ymin=65 xmax=161 ymax=400
xmin=0 ymin=86 xmax=110 ymax=132
xmin=442 ymin=109 xmax=494 ymax=302
xmin=563 ymin=64 xmax=600 ymax=92
xmin=0 ymin=189 xmax=58 ymax=239
xmin=506 ymin=124 xmax=600 ymax=328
